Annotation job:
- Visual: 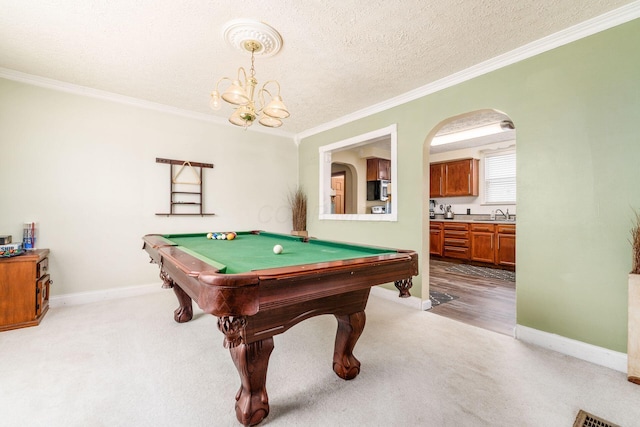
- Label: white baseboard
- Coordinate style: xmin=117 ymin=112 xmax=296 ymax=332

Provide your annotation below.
xmin=50 ymin=283 xmax=163 ymax=308
xmin=515 ymin=324 xmax=627 ymax=373
xmin=370 ymin=285 xmax=430 ymax=310
xmin=366 ymin=290 xmax=626 ymax=373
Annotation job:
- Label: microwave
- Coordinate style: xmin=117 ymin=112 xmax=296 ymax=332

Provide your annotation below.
xmin=367 ymin=180 xmax=390 ymax=201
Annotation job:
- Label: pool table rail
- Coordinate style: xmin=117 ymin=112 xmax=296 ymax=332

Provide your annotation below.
xmin=143 ymin=233 xmax=418 ymax=320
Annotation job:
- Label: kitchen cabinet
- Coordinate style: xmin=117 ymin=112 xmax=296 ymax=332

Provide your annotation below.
xmin=431 ymin=220 xmax=515 ymax=269
xmin=366 ymin=158 xmax=390 ymax=181
xmin=443 ymin=222 xmax=470 ymax=260
xmin=496 ymin=224 xmax=516 ymax=267
xmin=0 ymin=249 xmax=51 ymax=332
xmin=429 ymin=164 xmax=444 ymax=197
xmin=444 ymin=159 xmax=479 ymax=197
xmin=471 ymin=223 xmax=495 ymax=264
xmin=429 ymin=158 xmax=479 ymax=197
xmin=429 ymin=221 xmax=443 ymax=256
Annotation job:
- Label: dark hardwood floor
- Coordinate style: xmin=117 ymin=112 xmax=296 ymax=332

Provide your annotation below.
xmin=428 ymin=258 xmax=516 ymax=336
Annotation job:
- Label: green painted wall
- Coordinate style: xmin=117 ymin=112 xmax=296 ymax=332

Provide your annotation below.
xmin=298 ymin=18 xmax=640 ymax=353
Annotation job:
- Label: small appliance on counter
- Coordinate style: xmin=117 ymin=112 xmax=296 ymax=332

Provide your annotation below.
xmin=444 ymin=205 xmax=455 ymax=219
xmin=429 ymin=199 xmax=436 ymax=219
xmin=371 ymin=205 xmax=386 ymax=214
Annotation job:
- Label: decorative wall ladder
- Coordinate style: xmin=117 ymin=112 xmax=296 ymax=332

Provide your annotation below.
xmin=155 ymin=157 xmax=215 ymax=216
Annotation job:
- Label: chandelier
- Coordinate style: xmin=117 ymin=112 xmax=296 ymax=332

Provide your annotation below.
xmin=210 ymin=20 xmax=290 ymax=129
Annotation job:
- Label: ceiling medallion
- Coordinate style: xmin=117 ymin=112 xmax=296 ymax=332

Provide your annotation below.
xmin=223 ymin=19 xmax=283 ymax=57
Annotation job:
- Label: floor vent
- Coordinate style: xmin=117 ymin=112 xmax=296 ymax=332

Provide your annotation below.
xmin=573 ymin=410 xmax=620 ymax=427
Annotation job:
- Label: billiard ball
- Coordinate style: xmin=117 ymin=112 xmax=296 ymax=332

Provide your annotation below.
xmin=273 ymin=244 xmax=283 ymax=254
xmin=206 ymin=232 xmax=213 ymax=239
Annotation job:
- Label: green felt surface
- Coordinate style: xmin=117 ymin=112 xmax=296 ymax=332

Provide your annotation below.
xmin=162 ymin=231 xmax=395 ymax=274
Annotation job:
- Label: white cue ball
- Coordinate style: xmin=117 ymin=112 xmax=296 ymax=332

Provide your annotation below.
xmin=273 ymin=244 xmax=283 ymax=254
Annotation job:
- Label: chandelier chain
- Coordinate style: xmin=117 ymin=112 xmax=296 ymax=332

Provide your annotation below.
xmin=250 ymin=48 xmax=256 ymax=79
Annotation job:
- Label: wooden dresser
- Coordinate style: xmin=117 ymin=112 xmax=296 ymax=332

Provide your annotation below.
xmin=0 ymin=249 xmax=51 ymax=332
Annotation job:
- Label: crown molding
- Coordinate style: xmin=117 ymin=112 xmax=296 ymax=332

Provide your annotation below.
xmin=296 ymin=1 xmax=640 ymax=140
xmin=0 ymin=67 xmax=296 ymax=139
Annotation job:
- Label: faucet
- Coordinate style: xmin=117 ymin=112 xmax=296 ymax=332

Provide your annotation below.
xmin=495 ymin=209 xmax=507 ymax=220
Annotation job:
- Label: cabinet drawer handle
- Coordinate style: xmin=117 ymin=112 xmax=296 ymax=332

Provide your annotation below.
xmin=445 ymin=238 xmax=467 ymax=245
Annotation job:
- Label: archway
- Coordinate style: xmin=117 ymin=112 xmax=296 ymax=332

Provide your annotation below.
xmin=331 ymin=162 xmax=357 ymax=214
xmin=422 ymin=109 xmax=517 ymax=336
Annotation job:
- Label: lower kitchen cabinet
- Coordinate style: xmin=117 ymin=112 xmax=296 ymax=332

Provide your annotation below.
xmin=443 ymin=222 xmax=470 ymax=260
xmin=430 ymin=220 xmax=516 ymax=269
xmin=496 ymin=224 xmax=516 ymax=267
xmin=429 ymin=221 xmax=443 ymax=256
xmin=470 ymin=223 xmax=495 ymax=263
xmin=0 ymin=249 xmax=51 ymax=332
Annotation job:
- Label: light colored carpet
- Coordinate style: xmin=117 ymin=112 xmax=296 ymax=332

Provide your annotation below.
xmin=1 ymin=291 xmax=639 ymax=426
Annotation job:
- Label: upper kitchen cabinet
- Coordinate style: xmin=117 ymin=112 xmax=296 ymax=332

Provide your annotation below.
xmin=367 ymin=158 xmax=390 ymax=181
xmin=430 ymin=163 xmax=444 ymax=197
xmin=430 ymin=158 xmax=479 ymax=197
xmin=445 ymin=158 xmax=478 ymax=196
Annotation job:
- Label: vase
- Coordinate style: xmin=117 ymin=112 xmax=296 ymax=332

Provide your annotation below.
xmin=628 ymin=273 xmax=640 ymax=384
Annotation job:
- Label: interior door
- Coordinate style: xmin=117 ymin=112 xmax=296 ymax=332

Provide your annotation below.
xmin=331 ymin=173 xmax=345 ymax=214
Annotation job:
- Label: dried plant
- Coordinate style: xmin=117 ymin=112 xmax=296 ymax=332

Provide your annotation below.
xmin=632 ymin=210 xmax=640 ymax=274
xmin=288 ymin=186 xmax=307 ymax=231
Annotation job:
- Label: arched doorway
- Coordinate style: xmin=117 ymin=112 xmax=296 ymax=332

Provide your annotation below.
xmin=330 ymin=162 xmax=357 ymax=214
xmin=422 ymin=109 xmax=517 ymax=336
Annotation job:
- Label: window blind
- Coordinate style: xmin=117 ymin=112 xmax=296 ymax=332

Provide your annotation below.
xmin=484 ymin=151 xmax=516 ymax=203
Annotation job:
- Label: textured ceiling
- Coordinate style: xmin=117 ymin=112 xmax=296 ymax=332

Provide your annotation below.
xmin=0 ymin=0 xmax=636 ymax=136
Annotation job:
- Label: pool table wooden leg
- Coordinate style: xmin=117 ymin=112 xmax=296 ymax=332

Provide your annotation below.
xmin=394 ymin=277 xmax=413 ymax=298
xmin=333 ymin=311 xmax=365 ymax=380
xmin=229 ymin=338 xmax=274 ymax=426
xmin=158 ymin=268 xmax=193 ymax=323
xmin=171 ymin=284 xmax=193 ymax=323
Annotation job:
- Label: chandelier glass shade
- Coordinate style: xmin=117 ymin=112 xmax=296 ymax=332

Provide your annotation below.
xmin=210 ymin=36 xmax=290 ymax=129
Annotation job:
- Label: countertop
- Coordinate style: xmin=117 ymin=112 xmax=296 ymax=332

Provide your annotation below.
xmin=430 ymin=215 xmax=516 ymax=225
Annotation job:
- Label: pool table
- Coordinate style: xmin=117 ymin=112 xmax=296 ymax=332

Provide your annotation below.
xmin=142 ymin=231 xmax=418 ymax=426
